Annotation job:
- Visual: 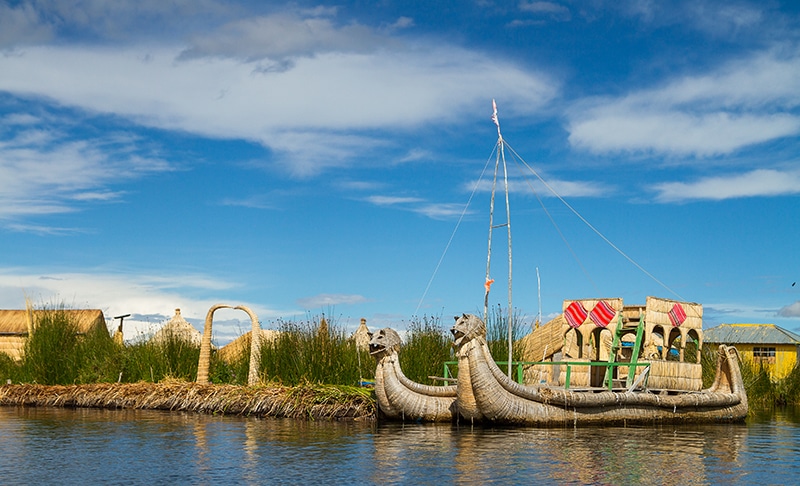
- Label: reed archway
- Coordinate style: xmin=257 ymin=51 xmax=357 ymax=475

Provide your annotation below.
xmin=197 ymin=304 xmax=262 ymax=386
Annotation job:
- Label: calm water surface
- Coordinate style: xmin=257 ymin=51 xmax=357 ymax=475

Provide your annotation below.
xmin=0 ymin=406 xmax=797 ymax=485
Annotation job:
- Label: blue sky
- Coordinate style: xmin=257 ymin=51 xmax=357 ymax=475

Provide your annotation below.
xmin=1 ymin=0 xmax=799 ymax=344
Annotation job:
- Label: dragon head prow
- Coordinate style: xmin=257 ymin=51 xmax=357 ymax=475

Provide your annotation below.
xmin=451 ymin=313 xmax=486 ymax=348
xmin=369 ymin=328 xmax=402 ymax=359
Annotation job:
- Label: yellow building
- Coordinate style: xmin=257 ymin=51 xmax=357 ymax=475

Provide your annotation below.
xmin=704 ymin=323 xmax=800 ymax=380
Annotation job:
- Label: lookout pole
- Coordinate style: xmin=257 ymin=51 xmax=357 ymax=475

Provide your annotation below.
xmin=484 ymin=99 xmax=514 ymax=378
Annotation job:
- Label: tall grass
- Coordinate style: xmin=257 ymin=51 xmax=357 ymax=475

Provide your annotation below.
xmin=120 ymin=328 xmax=201 ymax=382
xmin=485 ymin=305 xmax=529 ymax=363
xmin=399 ymin=315 xmax=453 ymax=384
xmin=19 ymin=307 xmax=125 ymax=384
xmin=258 ymin=316 xmax=369 ymax=386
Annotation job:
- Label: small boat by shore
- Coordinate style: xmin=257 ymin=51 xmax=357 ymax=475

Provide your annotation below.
xmin=369 ymin=328 xmax=458 ymax=421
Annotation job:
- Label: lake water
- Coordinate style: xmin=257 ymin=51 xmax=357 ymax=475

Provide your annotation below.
xmin=0 ymin=406 xmax=798 ymax=485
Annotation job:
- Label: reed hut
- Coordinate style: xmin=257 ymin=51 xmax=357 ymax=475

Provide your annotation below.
xmin=352 ymin=318 xmax=371 ymax=352
xmin=705 ymin=323 xmax=800 ymax=380
xmin=0 ymin=309 xmax=108 ymax=361
xmin=217 ymin=329 xmax=280 ymax=363
xmin=151 ymin=309 xmax=203 ymax=346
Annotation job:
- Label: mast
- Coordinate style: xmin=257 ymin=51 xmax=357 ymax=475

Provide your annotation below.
xmin=484 ymin=99 xmax=514 ymax=378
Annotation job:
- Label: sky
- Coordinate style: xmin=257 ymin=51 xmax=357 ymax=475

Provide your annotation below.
xmin=1 ymin=0 xmax=799 ymax=345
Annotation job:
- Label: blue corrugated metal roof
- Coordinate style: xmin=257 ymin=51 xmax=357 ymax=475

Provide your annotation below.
xmin=704 ymin=324 xmax=800 ymax=345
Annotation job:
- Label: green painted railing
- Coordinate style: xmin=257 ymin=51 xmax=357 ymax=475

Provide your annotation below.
xmin=442 ymin=360 xmax=651 ymax=390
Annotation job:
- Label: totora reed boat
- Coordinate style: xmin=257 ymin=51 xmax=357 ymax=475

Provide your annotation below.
xmin=451 ymin=311 xmax=748 ymax=426
xmin=372 ymin=101 xmax=748 ymax=425
xmin=369 ymin=328 xmax=458 ymax=421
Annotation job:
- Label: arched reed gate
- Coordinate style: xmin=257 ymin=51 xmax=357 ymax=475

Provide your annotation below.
xmin=196 ymin=304 xmax=262 ymax=386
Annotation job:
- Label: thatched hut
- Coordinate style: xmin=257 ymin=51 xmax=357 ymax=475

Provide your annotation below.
xmin=151 ymin=309 xmax=203 ymax=346
xmin=217 ymin=329 xmax=280 ymax=363
xmin=352 ymin=318 xmax=371 ymax=352
xmin=0 ymin=309 xmax=108 ymax=361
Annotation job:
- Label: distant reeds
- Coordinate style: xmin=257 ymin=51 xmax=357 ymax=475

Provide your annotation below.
xmin=700 ymin=346 xmax=800 ymax=408
xmin=257 ymin=315 xmax=370 ymax=387
xmin=398 ymin=315 xmax=453 ymax=384
xmin=485 ymin=305 xmax=529 ymax=363
xmin=121 ymin=327 xmax=201 ymax=383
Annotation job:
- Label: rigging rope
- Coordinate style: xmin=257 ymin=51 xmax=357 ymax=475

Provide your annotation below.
xmin=503 ymin=141 xmax=685 ymax=302
xmin=413 ymin=144 xmax=497 ymax=316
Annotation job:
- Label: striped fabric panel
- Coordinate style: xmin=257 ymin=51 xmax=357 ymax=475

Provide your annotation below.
xmin=589 ymin=300 xmax=616 ymax=328
xmin=668 ymin=302 xmax=687 ymax=327
xmin=564 ymin=301 xmax=588 ymax=328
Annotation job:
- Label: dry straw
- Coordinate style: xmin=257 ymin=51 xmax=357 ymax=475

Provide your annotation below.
xmin=0 ymin=382 xmax=376 ymax=421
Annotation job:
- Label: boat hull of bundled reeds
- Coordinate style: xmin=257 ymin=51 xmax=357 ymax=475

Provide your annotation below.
xmin=455 ymin=335 xmax=748 ymax=426
xmin=374 ymin=354 xmax=458 ymax=422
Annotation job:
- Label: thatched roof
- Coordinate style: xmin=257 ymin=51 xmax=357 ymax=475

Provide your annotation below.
xmin=0 ymin=309 xmax=107 ymax=361
xmin=217 ymin=329 xmax=280 ymax=363
xmin=0 ymin=309 xmax=106 ymax=335
xmin=151 ymin=309 xmax=203 ymax=346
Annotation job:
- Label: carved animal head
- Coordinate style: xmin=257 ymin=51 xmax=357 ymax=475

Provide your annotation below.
xmin=369 ymin=328 xmax=402 ymax=359
xmin=450 ymin=313 xmax=486 ymax=348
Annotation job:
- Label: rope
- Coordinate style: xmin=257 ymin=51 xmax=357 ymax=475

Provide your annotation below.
xmin=413 ymin=143 xmax=497 ymax=316
xmin=503 ymin=141 xmax=685 ymax=302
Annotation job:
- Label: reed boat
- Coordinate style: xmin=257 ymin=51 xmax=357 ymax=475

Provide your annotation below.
xmin=374 ymin=100 xmax=748 ymax=425
xmin=452 ymin=311 xmax=748 ymax=426
xmin=369 ymin=328 xmax=458 ymax=422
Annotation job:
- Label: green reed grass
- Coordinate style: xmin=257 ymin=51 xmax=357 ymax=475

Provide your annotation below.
xmin=399 ymin=315 xmax=453 ymax=384
xmin=485 ymin=305 xmax=529 ymax=363
xmin=120 ymin=328 xmax=201 ymax=382
xmin=258 ymin=315 xmax=370 ymax=386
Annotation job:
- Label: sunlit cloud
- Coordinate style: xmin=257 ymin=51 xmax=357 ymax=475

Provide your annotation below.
xmin=778 ymin=301 xmax=800 ymax=318
xmin=0 ymin=17 xmax=556 ymax=177
xmin=0 ymin=115 xmax=172 ymax=225
xmin=568 ymin=49 xmax=800 ymax=157
xmin=652 ymin=168 xmax=800 ymax=202
xmin=366 ymin=195 xmax=424 ymax=206
xmin=0 ymin=268 xmax=286 ymax=344
xmin=296 ymin=293 xmax=369 ymax=308
xmin=469 ymin=177 xmax=607 ymax=198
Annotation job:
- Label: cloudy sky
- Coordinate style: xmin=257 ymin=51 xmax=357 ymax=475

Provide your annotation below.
xmin=1 ymin=0 xmax=799 ymax=344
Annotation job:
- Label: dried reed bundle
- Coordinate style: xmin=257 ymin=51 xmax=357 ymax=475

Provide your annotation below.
xmin=0 ymin=382 xmax=376 ymax=421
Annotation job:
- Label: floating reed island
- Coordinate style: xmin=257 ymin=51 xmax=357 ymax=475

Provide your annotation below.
xmin=0 ymin=382 xmax=376 ymax=421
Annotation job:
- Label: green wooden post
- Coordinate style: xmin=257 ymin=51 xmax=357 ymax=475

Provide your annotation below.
xmin=604 ymin=313 xmax=624 ymax=389
xmin=627 ymin=319 xmax=645 ymax=387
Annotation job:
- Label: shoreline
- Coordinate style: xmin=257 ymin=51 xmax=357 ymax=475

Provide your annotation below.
xmin=0 ymin=382 xmax=377 ymax=421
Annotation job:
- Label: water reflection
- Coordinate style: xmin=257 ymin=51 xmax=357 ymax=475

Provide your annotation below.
xmin=0 ymin=406 xmax=798 ymax=484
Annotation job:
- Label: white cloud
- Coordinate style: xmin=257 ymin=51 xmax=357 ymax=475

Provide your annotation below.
xmin=0 ymin=269 xmax=287 ymax=345
xmin=519 ymin=1 xmax=571 ymax=21
xmin=366 ymin=195 xmax=424 ymax=206
xmin=179 ymin=13 xmax=387 ymax=61
xmin=0 ymin=120 xmax=171 ymax=223
xmin=0 ymin=38 xmax=555 ymax=177
xmin=296 ymin=293 xmax=369 ymax=308
xmin=652 ymin=168 xmax=800 ymax=202
xmin=779 ymin=301 xmax=800 ymax=318
xmin=0 ymin=2 xmax=53 ymax=47
xmin=470 ymin=177 xmax=607 ymax=198
xmin=568 ymin=49 xmax=800 ymax=157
